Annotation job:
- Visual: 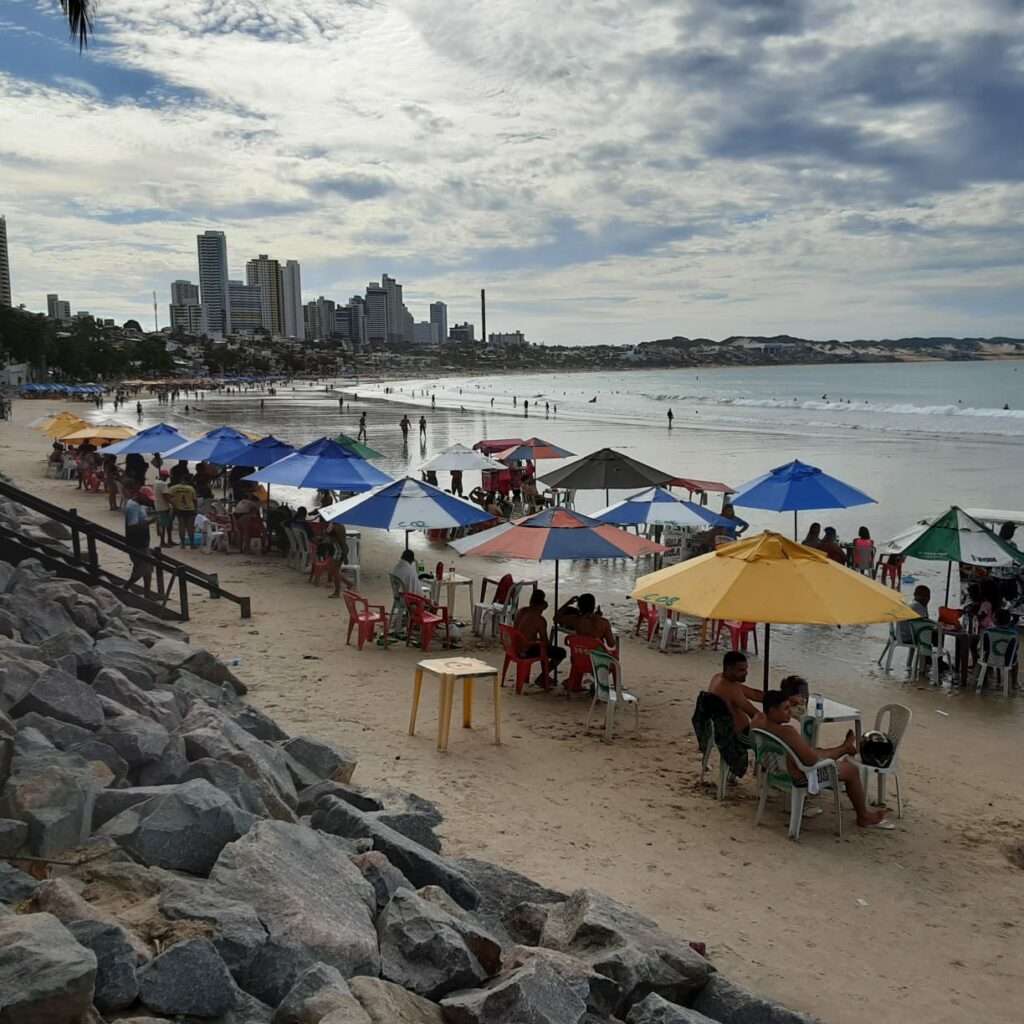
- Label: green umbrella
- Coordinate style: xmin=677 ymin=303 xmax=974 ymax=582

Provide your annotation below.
xmin=334 ymin=433 xmax=384 ymax=460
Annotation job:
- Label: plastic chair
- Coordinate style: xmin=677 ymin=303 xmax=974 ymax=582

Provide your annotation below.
xmin=751 ymin=728 xmax=842 ymax=841
xmin=659 ymin=608 xmax=703 ymax=653
xmin=499 ymin=624 xmax=549 ymax=694
xmin=877 ymin=555 xmax=905 ymax=589
xmin=403 ymin=593 xmax=450 ymax=652
xmin=634 ymin=600 xmax=660 ymax=641
xmin=697 ymin=716 xmax=733 ymax=801
xmin=292 ymin=527 xmax=313 ymax=574
xmin=714 ymin=620 xmax=758 ymax=654
xmin=237 ymin=515 xmax=265 ymax=555
xmin=472 ymin=573 xmax=514 ymax=636
xmin=976 ymin=627 xmax=1019 ymax=696
xmin=342 ymin=591 xmax=389 ymax=651
xmin=309 ymin=543 xmax=332 ymax=585
xmin=938 ymin=606 xmax=962 ymax=628
xmin=851 ymin=544 xmax=875 ymax=575
xmin=566 ymin=636 xmax=601 ymax=693
xmin=196 ymin=514 xmax=227 ymax=554
xmin=584 ymin=649 xmax=639 ymax=742
xmin=853 ymin=703 xmax=911 ymax=818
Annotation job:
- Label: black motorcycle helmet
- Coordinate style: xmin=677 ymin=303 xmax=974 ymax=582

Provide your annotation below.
xmin=859 ymin=730 xmax=895 ymax=768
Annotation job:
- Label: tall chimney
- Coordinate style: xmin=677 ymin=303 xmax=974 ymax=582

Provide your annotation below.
xmin=480 ymin=288 xmax=486 ymax=345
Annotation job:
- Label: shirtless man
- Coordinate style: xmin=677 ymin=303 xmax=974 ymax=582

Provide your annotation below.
xmin=323 ymin=520 xmax=351 ymax=598
xmin=512 ymin=589 xmax=566 ymax=687
xmin=752 ymin=691 xmax=892 ymax=829
xmin=554 ymin=594 xmax=616 ymax=648
xmin=708 ymin=651 xmax=762 ymax=735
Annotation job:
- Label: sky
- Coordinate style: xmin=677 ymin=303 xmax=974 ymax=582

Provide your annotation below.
xmin=1 ymin=0 xmax=1023 ymax=345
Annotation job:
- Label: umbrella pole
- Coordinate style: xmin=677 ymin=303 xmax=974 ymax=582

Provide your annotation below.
xmin=762 ymin=622 xmax=771 ymax=695
xmin=945 ymin=561 xmax=952 ymax=605
xmin=793 ymin=510 xmax=798 ymax=540
xmin=552 ymin=560 xmax=560 ymax=686
xmin=405 ymin=529 xmax=410 ymax=549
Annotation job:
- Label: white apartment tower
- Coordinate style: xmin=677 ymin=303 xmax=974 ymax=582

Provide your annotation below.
xmin=196 ymin=230 xmax=230 ymax=337
xmin=170 ymin=280 xmax=199 ymax=306
xmin=282 ymin=259 xmax=304 ymax=341
xmin=245 ymin=254 xmax=285 ymax=336
xmin=0 ymin=216 xmax=11 ymax=306
xmin=429 ymin=300 xmax=448 ymax=344
xmin=46 ymin=293 xmax=72 ymax=322
xmin=381 ymin=274 xmax=404 ymax=346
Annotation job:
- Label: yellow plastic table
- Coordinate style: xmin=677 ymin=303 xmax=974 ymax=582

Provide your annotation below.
xmin=409 ymin=657 xmax=501 ymax=752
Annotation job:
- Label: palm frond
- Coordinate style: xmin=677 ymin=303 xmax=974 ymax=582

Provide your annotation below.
xmin=60 ymin=0 xmax=94 ymax=52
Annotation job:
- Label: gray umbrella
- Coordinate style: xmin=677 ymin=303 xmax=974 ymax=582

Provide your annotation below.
xmin=539 ymin=447 xmax=675 ymax=505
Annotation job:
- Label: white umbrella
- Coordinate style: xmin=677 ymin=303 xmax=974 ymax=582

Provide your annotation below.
xmin=419 ymin=443 xmax=505 ymax=473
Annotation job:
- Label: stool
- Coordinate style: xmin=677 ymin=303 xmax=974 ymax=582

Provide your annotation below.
xmin=409 ymin=657 xmax=501 ymax=752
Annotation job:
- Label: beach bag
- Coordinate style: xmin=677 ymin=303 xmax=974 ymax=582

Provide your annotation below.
xmin=859 ymin=730 xmax=895 ymax=768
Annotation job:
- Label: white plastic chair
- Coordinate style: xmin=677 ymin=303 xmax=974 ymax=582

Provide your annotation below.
xmin=584 ymin=649 xmax=639 ymax=742
xmin=853 ymin=703 xmax=911 ymax=818
xmin=195 ymin=514 xmax=227 ymax=554
xmin=280 ymin=524 xmax=300 ymax=568
xmin=658 ymin=608 xmax=703 ymax=653
xmin=751 ymin=728 xmax=842 ymax=841
xmin=698 ymin=720 xmax=732 ymax=801
xmin=474 ymin=580 xmax=528 ymax=638
xmin=976 ymin=628 xmax=1019 ymax=697
xmin=292 ymin=527 xmax=312 ymax=574
xmin=879 ymin=619 xmax=947 ymax=678
xmin=851 ymin=544 xmax=876 ymax=575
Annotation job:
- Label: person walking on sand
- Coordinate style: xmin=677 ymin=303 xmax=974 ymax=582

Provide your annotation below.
xmin=123 ymin=483 xmax=154 ymax=597
xmin=419 ymin=415 xmax=427 ymax=440
xmin=667 ymin=408 xmax=674 ymax=428
xmin=524 ymin=399 xmax=529 ymax=415
xmin=136 ymin=400 xmax=143 ymax=420
xmin=400 ymin=415 xmax=411 ymax=442
xmin=357 ymin=412 xmax=367 ymax=442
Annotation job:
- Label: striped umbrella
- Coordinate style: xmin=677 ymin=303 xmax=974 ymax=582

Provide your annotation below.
xmin=494 ymin=437 xmax=575 ymax=462
xmin=592 ymin=487 xmax=732 ymax=528
xmin=243 ymin=437 xmax=391 ymax=492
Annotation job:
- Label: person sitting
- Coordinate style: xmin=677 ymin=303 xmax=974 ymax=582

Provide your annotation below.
xmin=391 ymin=549 xmax=420 ymax=595
xmin=484 ymin=492 xmax=504 ymax=518
xmin=998 ymin=521 xmax=1019 ymax=551
xmin=469 ymin=486 xmax=488 ymax=508
xmin=820 ymin=526 xmax=847 ymax=564
xmin=779 ymin=674 xmax=810 ymax=714
xmin=854 ymin=525 xmax=873 ymax=549
xmin=802 ymin=522 xmax=822 ymax=549
xmin=752 ymin=691 xmax=891 ymax=828
xmin=720 ymin=502 xmax=748 ymax=537
xmin=708 ymin=651 xmax=763 ymax=736
xmin=512 ymin=589 xmax=566 ymax=687
xmin=290 ymin=506 xmax=313 ymax=537
xmin=554 ymin=593 xmax=617 ymax=648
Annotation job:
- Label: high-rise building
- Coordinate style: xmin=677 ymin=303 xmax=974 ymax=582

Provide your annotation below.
xmin=245 ymin=254 xmax=285 ymax=336
xmin=196 ymin=230 xmax=230 ymax=337
xmin=170 ymin=280 xmax=199 ymax=306
xmin=169 ymin=304 xmax=202 ymax=335
xmin=0 ymin=216 xmax=11 ymax=307
xmin=450 ymin=322 xmax=475 ymax=344
xmin=282 ymin=260 xmax=304 ymax=341
xmin=343 ymin=296 xmax=367 ymax=348
xmin=429 ymin=301 xmax=448 ymax=345
xmin=46 ymin=293 xmax=71 ymax=322
xmin=365 ymin=282 xmax=388 ymax=347
xmin=402 ymin=308 xmax=415 ymax=347
xmin=413 ymin=321 xmax=437 ymax=347
xmin=227 ymin=280 xmax=262 ymax=334
xmin=303 ymin=296 xmax=337 ymax=340
xmin=381 ymin=274 xmax=404 ymax=346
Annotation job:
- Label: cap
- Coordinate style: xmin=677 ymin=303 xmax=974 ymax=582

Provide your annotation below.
xmin=159 ymin=469 xmax=170 ymax=478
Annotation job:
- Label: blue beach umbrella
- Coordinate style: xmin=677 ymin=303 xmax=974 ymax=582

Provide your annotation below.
xmin=213 ymin=434 xmax=297 ymax=468
xmin=243 ymin=437 xmax=391 ymax=492
xmin=731 ymin=459 xmax=876 ymax=538
xmin=96 ymin=422 xmax=189 ymax=456
xmin=161 ymin=425 xmax=255 ymax=464
xmin=319 ymin=476 xmax=494 ymax=545
xmin=593 ymin=487 xmax=733 ymax=528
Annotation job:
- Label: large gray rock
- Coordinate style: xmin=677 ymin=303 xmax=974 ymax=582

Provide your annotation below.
xmin=119 ymin=607 xmax=189 ymax=646
xmin=9 ymin=667 xmax=104 ymax=730
xmin=0 ymin=860 xmax=38 ymax=903
xmin=505 ymin=889 xmax=710 ymax=1013
xmin=93 ymin=784 xmax=186 ymax=828
xmin=272 ymin=962 xmax=369 ymax=1024
xmin=179 ymin=702 xmax=297 ymax=821
xmin=165 ymin=667 xmax=239 ymax=712
xmin=12 ymin=711 xmax=93 ymax=750
xmin=67 ymin=738 xmax=130 ymax=785
xmin=93 ymin=636 xmax=157 ymax=689
xmin=137 ymin=937 xmax=237 ymax=1017
xmin=0 ymin=653 xmax=52 ymax=713
xmin=182 ymin=757 xmax=271 ymax=817
xmin=152 ymin=643 xmax=247 ymax=696
xmin=0 ymin=708 xmax=14 ymax=737
xmin=348 ymin=977 xmax=445 ymax=1024
xmin=135 ymin=731 xmax=190 ymax=786
xmin=690 ymin=974 xmax=824 ymax=1024
xmin=67 ymin=919 xmax=140 ymax=1012
xmin=0 ymin=912 xmax=98 ymax=1024
xmin=99 ymin=778 xmax=259 ymax=874
xmin=0 ymin=749 xmax=97 ymax=856
xmin=627 ymin=993 xmax=719 ymax=1024
xmin=311 ymin=797 xmax=478 ymax=910
xmin=282 ymin=736 xmax=357 ymax=784
xmin=505 ymin=946 xmax=620 ymax=1018
xmin=230 ymin=704 xmax=288 ymax=741
xmin=12 ymin=726 xmax=54 ymax=755
xmin=92 ymin=667 xmax=182 ymax=730
xmin=209 ymin=821 xmax=379 ymax=1005
xmin=37 ymin=628 xmax=101 ymax=678
xmin=297 ymin=780 xmax=380 ymax=817
xmin=378 ymin=888 xmax=499 ymax=1000
xmin=440 ymin=959 xmax=588 ymax=1024
xmin=0 ymin=816 xmax=28 ymax=856
xmin=97 ymin=705 xmax=170 ymax=767
xmin=351 ymin=850 xmax=414 ymax=914
xmin=8 ymin=589 xmax=76 ymax=645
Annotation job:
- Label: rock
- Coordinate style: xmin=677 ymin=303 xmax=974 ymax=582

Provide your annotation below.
xmin=0 ymin=749 xmax=97 ymax=856
xmin=209 ymin=821 xmax=379 ymax=1005
xmin=12 ymin=726 xmax=54 ymax=754
xmin=626 ymin=993 xmax=718 ymax=1023
xmin=9 ymin=667 xmax=104 ymax=730
xmin=92 ymin=667 xmax=182 ymax=730
xmin=272 ymin=962 xmax=369 ymax=1024
xmin=348 ymin=977 xmax=445 ymax=1024
xmin=297 ymin=781 xmax=381 ymax=817
xmin=13 ymin=711 xmax=93 ymax=750
xmin=135 ymin=731 xmax=190 ymax=786
xmin=137 ymin=937 xmax=237 ymax=1017
xmin=0 ymin=651 xmax=54 ymax=709
xmin=182 ymin=758 xmax=272 ymax=818
xmin=282 ymin=736 xmax=357 ymax=784
xmin=311 ymin=797 xmax=478 ymax=910
xmin=157 ymin=874 xmax=268 ymax=983
xmin=0 ymin=708 xmax=14 ymax=737
xmin=67 ymin=919 xmax=140 ymax=1011
xmin=439 ymin=959 xmax=587 ymax=1024
xmin=0 ymin=860 xmax=38 ymax=903
xmin=181 ymin=648 xmax=248 ymax=696
xmin=377 ymin=888 xmax=499 ymax=1000
xmin=232 ymin=986 xmax=277 ymax=1024
xmin=505 ymin=946 xmax=620 ymax=1018
xmin=38 ymin=629 xmax=101 ymax=678
xmin=0 ymin=816 xmax=28 ymax=855
xmin=8 ymin=589 xmax=76 ymax=644
xmin=372 ymin=811 xmax=441 ymax=854
xmin=690 ymin=974 xmax=824 ymax=1024
xmin=67 ymin=739 xmax=130 ymax=785
xmin=0 ymin=608 xmax=17 ymax=638
xmin=97 ymin=706 xmax=170 ymax=767
xmin=0 ymin=561 xmax=13 ymax=593
xmin=505 ymin=889 xmax=710 ymax=1012
xmin=165 ymin=667 xmax=239 ymax=711
xmin=93 ymin=636 xmax=157 ymax=689
xmin=230 ymin=705 xmax=288 ymax=741
xmin=120 ymin=607 xmax=189 ymax=646
xmin=93 ymin=785 xmax=185 ymax=828
xmin=351 ymin=850 xmax=414 ymax=914
xmin=179 ymin=702 xmax=297 ymax=821
xmin=99 ymin=779 xmax=259 ymax=875
xmin=0 ymin=912 xmax=98 ymax=1024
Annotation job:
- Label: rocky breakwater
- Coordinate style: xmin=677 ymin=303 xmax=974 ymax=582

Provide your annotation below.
xmin=0 ymin=554 xmax=825 ymax=1024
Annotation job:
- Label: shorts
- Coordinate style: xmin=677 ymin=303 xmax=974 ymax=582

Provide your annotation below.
xmin=523 ymin=644 xmax=566 ymax=665
xmin=158 ymin=510 xmax=173 ymax=529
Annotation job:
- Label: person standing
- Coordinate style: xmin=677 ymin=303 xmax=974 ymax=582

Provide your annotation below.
xmin=400 ymin=415 xmax=411 ymax=442
xmin=419 ymin=415 xmax=427 ymax=440
xmin=135 ymin=400 xmax=143 ymax=419
xmin=450 ymin=469 xmax=464 ymax=497
xmin=152 ymin=469 xmax=173 ymax=546
xmin=123 ymin=483 xmax=153 ymax=596
xmin=358 ymin=412 xmax=368 ymax=442
xmin=667 ymin=408 xmax=674 ymax=428
xmin=167 ymin=473 xmax=198 ymax=548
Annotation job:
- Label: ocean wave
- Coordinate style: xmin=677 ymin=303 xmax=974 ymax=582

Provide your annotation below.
xmin=713 ymin=398 xmax=1024 ymax=419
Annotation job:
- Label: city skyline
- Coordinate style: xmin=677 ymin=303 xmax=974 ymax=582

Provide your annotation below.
xmin=1 ymin=3 xmax=1023 ymax=344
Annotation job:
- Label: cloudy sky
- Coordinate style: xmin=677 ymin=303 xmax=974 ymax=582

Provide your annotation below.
xmin=1 ymin=0 xmax=1023 ymax=344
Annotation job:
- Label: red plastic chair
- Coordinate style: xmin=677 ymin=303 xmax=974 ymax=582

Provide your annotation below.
xmin=634 ymin=600 xmax=660 ymax=641
xmin=342 ymin=590 xmax=388 ymax=650
xmin=499 ymin=624 xmax=550 ymax=694
xmin=714 ymin=620 xmax=758 ymax=653
xmin=238 ymin=515 xmax=265 ymax=555
xmin=565 ymin=636 xmax=621 ymax=693
xmin=878 ymin=555 xmax=905 ymax=589
xmin=403 ymin=593 xmax=451 ymax=652
xmin=309 ymin=544 xmax=332 ymax=585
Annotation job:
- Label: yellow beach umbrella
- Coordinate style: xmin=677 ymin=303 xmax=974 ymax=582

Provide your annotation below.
xmin=631 ymin=532 xmax=918 ymax=690
xmin=40 ymin=412 xmax=88 ymax=438
xmin=59 ymin=423 xmax=137 ymax=446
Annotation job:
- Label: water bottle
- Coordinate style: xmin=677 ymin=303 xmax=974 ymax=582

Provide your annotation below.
xmin=417 ymin=561 xmax=424 ymax=575
xmin=814 ymin=694 xmax=824 ymax=718
xmin=226 ymin=658 xmax=241 ymax=667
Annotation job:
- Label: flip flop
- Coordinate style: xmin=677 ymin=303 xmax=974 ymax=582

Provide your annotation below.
xmin=863 ymin=819 xmax=897 ymax=830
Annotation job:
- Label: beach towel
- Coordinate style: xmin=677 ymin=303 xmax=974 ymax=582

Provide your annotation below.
xmin=691 ymin=690 xmax=749 ymax=778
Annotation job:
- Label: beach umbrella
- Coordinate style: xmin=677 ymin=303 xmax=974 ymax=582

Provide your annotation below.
xmin=334 ymin=433 xmax=384 ymax=460
xmin=319 ymin=476 xmax=494 ymax=546
xmin=495 ymin=437 xmax=575 ymax=462
xmin=631 ymin=532 xmax=918 ymax=691
xmin=96 ymin=423 xmax=189 ymax=456
xmin=243 ymin=437 xmax=392 ymax=492
xmin=58 ymin=423 xmax=136 ymax=446
xmin=212 ymin=434 xmax=297 ymax=468
xmin=419 ymin=443 xmax=505 ymax=473
xmin=40 ymin=412 xmax=88 ymax=438
xmin=592 ymin=487 xmax=733 ymax=529
xmin=730 ymin=459 xmax=875 ymax=539
xmin=541 ymin=448 xmax=676 ymax=506
xmin=161 ymin=425 xmax=255 ymax=464
xmin=451 ymin=507 xmax=666 ymax=680
xmin=879 ymin=506 xmax=1024 ymax=602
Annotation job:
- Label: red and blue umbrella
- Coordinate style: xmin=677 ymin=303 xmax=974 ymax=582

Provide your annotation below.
xmin=494 ymin=437 xmax=575 ymax=462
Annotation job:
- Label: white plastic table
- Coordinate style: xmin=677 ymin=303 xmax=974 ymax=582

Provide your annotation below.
xmin=798 ymin=698 xmax=862 ymax=747
xmin=429 ymin=573 xmax=473 ymax=617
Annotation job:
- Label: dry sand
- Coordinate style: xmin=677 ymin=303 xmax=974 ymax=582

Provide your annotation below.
xmin=3 ymin=402 xmax=1023 ymax=1024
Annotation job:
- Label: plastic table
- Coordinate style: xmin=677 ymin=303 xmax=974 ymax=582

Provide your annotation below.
xmin=409 ymin=657 xmax=501 ymax=752
xmin=429 ymin=573 xmax=473 ymax=617
xmin=798 ymin=698 xmax=862 ymax=746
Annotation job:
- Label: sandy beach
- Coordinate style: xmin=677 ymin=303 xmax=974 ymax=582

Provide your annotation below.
xmin=3 ymin=396 xmax=1023 ymax=1024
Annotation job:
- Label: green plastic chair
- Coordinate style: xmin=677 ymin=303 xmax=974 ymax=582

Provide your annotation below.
xmin=584 ymin=649 xmax=638 ymax=743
